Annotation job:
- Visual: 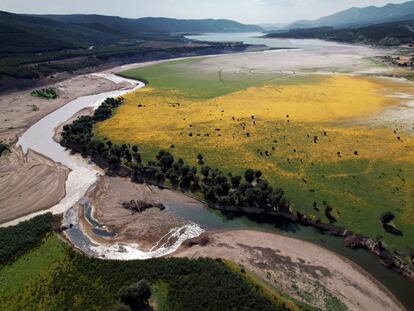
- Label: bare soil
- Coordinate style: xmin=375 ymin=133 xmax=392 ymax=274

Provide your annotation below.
xmin=173 ymin=230 xmax=405 ymax=311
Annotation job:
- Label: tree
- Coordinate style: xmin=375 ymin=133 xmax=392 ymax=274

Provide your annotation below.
xmin=201 ymin=166 xmax=210 ymax=179
xmin=231 ymin=175 xmax=242 ymax=188
xmin=118 ymin=279 xmax=152 ymax=311
xmin=381 ymin=211 xmax=395 ymax=224
xmin=244 ymin=169 xmax=255 ymax=183
xmin=197 ymin=153 xmax=204 ymax=165
xmin=157 ymin=150 xmax=174 ymax=169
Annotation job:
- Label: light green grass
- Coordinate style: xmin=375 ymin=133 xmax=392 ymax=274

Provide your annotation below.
xmin=119 ymin=58 xmax=317 ymax=100
xmin=150 ymin=281 xmax=169 ymax=311
xmin=0 ymin=234 xmax=68 ymax=307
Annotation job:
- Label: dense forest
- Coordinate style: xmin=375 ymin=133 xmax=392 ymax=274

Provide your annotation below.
xmin=0 ymin=214 xmax=308 ymax=311
xmin=60 ymin=97 xmax=293 ymax=218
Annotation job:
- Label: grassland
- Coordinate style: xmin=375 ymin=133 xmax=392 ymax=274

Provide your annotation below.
xmin=96 ymin=58 xmax=414 ymax=255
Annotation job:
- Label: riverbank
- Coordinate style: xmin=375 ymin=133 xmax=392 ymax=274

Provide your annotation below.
xmin=0 ymin=74 xmax=131 ymax=226
xmin=0 ymin=146 xmax=69 ymax=224
xmin=173 ymin=229 xmax=405 ymax=311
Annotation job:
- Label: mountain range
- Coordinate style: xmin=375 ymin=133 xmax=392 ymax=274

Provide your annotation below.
xmin=286 ymin=0 xmax=414 ymax=30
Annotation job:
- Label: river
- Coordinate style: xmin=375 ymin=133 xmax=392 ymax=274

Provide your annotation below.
xmin=9 ymin=33 xmax=414 ymax=309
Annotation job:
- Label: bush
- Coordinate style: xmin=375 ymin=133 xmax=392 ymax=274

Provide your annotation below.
xmin=31 ymin=88 xmax=58 ymax=99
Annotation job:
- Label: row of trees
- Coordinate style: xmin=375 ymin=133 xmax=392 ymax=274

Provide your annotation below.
xmin=61 ymin=97 xmax=291 ymax=214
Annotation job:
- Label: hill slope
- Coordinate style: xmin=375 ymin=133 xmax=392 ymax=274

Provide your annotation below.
xmin=0 ymin=11 xmax=116 ymax=53
xmin=39 ymin=14 xmax=263 ymax=34
xmin=287 ymin=1 xmax=414 ymax=29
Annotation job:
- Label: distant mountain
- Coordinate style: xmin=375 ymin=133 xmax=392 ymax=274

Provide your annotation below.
xmin=266 ymin=19 xmax=414 ymax=46
xmin=39 ymin=14 xmax=263 ymax=34
xmin=286 ymin=0 xmax=414 ymax=30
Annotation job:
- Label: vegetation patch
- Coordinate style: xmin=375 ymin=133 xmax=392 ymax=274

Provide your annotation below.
xmin=31 ymin=88 xmax=58 ymax=99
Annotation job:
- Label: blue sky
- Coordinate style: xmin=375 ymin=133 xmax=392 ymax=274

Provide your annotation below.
xmin=0 ymin=0 xmax=410 ymax=23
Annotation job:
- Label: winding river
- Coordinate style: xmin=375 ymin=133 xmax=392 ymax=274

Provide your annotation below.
xmin=5 ymin=35 xmax=414 ymax=309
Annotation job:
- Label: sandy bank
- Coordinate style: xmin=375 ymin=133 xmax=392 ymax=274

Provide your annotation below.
xmin=173 ymin=230 xmax=404 ymax=311
xmin=0 ymin=146 xmax=69 ymax=224
xmin=80 ymin=176 xmax=191 ymax=251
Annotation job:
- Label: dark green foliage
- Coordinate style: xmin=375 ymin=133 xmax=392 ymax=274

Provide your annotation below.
xmin=118 ymin=279 xmax=152 ymax=311
xmin=31 ymin=88 xmax=58 ymax=99
xmin=244 ymin=168 xmax=255 ymax=183
xmin=381 ymin=211 xmax=395 ymax=224
xmin=39 ymin=254 xmax=277 ymax=311
xmin=0 ymin=213 xmax=53 ymax=266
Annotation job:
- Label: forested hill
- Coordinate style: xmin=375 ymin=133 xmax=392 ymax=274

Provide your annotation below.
xmin=266 ymin=19 xmax=414 ymax=46
xmin=0 ymin=11 xmax=262 ymax=53
xmin=286 ymin=0 xmax=414 ymax=30
xmin=38 ymin=14 xmax=263 ymax=34
xmin=0 ymin=11 xmax=116 ymax=53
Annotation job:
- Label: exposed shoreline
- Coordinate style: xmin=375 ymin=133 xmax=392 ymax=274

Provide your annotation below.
xmin=172 ymin=229 xmax=406 ymax=311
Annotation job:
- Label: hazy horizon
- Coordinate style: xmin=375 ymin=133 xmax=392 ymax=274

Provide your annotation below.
xmin=0 ymin=0 xmax=410 ymax=24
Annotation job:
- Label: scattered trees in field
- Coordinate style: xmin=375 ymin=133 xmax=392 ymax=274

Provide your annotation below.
xmin=61 ymin=97 xmax=294 ymax=217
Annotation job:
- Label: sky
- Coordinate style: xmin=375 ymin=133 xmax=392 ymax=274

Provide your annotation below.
xmin=0 ymin=0 xmax=410 ymax=24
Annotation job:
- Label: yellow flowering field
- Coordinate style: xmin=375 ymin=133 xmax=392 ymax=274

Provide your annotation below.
xmin=95 ymin=73 xmax=414 ymax=252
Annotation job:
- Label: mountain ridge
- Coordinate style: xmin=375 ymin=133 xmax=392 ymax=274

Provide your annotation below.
xmin=286 ymin=1 xmax=414 ymax=30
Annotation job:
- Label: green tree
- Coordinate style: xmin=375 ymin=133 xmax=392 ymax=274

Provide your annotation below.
xmin=118 ymin=279 xmax=152 ymax=311
xmin=244 ymin=169 xmax=255 ymax=183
